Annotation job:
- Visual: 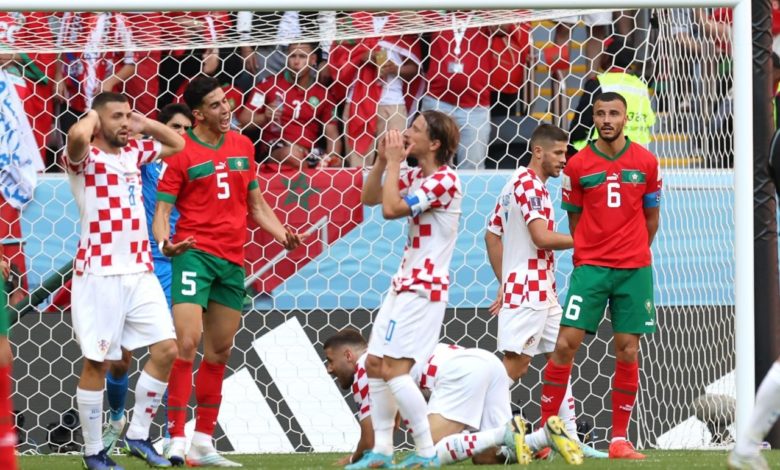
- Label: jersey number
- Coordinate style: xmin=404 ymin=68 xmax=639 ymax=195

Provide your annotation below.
xmin=216 ymin=172 xmax=230 ymax=199
xmin=181 ymin=271 xmax=197 ymax=296
xmin=607 ymin=183 xmax=621 ymax=208
xmin=565 ymin=295 xmax=583 ymax=321
xmin=128 ymin=186 xmax=136 ymax=207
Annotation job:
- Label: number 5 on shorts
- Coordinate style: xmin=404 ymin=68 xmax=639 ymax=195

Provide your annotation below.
xmin=565 ymin=295 xmax=583 ymax=321
xmin=181 ymin=271 xmax=197 ymax=296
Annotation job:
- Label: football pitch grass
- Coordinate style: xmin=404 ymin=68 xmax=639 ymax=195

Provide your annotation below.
xmin=16 ymin=450 xmax=780 ymax=469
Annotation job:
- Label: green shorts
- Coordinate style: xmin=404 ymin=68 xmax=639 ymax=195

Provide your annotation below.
xmin=560 ymin=265 xmax=656 ymax=334
xmin=171 ymin=249 xmax=246 ymax=312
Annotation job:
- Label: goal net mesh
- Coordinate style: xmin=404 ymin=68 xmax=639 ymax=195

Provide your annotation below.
xmin=0 ymin=7 xmax=734 ymax=454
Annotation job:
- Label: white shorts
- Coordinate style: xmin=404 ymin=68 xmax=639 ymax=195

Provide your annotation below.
xmin=497 ymin=304 xmax=562 ymax=357
xmin=558 ymin=12 xmax=612 ymax=26
xmin=72 ymin=271 xmax=176 ymax=362
xmin=427 ymin=350 xmax=512 ymax=431
xmin=367 ymin=290 xmax=446 ymax=365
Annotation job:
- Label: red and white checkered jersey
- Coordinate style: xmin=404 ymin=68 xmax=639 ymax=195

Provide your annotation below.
xmin=66 ymin=139 xmax=162 ymax=276
xmin=413 ymin=343 xmax=464 ymax=391
xmin=351 ymin=352 xmax=370 ymax=422
xmin=391 ymin=166 xmax=462 ymax=302
xmin=486 ymin=167 xmax=558 ymax=310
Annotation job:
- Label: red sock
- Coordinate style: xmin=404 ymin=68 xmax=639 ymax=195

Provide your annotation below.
xmin=612 ymin=360 xmax=639 ymax=439
xmin=540 ymin=358 xmax=572 ymax=427
xmin=0 ymin=365 xmax=17 ymax=470
xmin=194 ymin=361 xmax=226 ymax=437
xmin=167 ymin=359 xmax=194 ymax=438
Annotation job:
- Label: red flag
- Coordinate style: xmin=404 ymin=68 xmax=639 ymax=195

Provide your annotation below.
xmin=245 ymin=165 xmax=364 ymax=294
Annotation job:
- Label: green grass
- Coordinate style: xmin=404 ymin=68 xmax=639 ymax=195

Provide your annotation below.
xmin=17 ymin=450 xmax=780 ymax=469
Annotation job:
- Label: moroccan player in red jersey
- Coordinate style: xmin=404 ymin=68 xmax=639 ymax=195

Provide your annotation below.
xmin=538 ymin=92 xmax=661 ymax=460
xmin=154 ymin=76 xmax=302 ymax=467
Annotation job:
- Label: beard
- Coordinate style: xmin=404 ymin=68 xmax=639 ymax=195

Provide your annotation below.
xmin=106 ymin=131 xmax=128 ymax=148
xmin=598 ymin=127 xmax=623 ymax=143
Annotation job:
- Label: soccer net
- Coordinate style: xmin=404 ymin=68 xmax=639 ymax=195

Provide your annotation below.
xmin=1 ymin=7 xmax=738 ymax=454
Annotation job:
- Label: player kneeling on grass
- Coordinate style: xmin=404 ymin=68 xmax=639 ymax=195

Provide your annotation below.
xmin=325 ymin=330 xmax=581 ymax=467
xmin=65 ymin=92 xmax=186 ymax=470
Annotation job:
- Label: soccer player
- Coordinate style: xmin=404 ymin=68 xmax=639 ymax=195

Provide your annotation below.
xmin=65 ymin=92 xmax=186 ymax=470
xmin=154 ymin=76 xmax=302 ymax=467
xmin=350 ymin=110 xmax=462 ymax=469
xmin=101 ymin=103 xmax=194 ymax=455
xmin=0 ymin=256 xmax=15 ymax=470
xmin=484 ymin=124 xmax=602 ymax=463
xmin=537 ymin=92 xmax=661 ymax=460
xmin=325 ymin=329 xmax=565 ymax=467
xmin=728 ymin=356 xmax=780 ymax=470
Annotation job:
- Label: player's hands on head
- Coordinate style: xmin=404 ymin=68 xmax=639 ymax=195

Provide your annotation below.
xmin=488 ymin=286 xmax=503 ymax=316
xmin=161 ymin=236 xmax=196 ymax=257
xmin=128 ymin=112 xmax=148 ymax=136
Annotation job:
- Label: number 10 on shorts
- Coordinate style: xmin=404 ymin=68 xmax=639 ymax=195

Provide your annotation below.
xmin=565 ymin=295 xmax=583 ymax=320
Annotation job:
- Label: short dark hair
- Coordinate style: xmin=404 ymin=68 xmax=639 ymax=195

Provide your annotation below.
xmin=91 ymin=92 xmax=128 ymax=110
xmin=183 ymin=75 xmax=221 ymax=111
xmin=594 ymin=91 xmax=628 ymax=109
xmin=323 ymin=329 xmax=367 ymax=351
xmin=530 ymin=124 xmax=568 ymax=149
xmin=418 ymin=110 xmax=460 ymax=166
xmin=158 ymin=103 xmax=194 ymax=125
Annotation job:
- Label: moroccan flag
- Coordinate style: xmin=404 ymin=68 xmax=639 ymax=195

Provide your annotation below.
xmin=245 ymin=165 xmax=364 ymax=294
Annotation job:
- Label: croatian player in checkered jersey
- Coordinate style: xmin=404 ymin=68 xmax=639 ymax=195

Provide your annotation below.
xmin=353 ymin=110 xmax=462 ymax=469
xmin=324 ymin=330 xmax=562 ymax=467
xmin=64 ymin=92 xmax=186 ymax=470
xmin=485 ymin=124 xmax=605 ymax=464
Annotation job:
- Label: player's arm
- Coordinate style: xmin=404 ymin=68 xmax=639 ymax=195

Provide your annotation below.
xmin=338 ymin=417 xmax=374 ymax=466
xmin=153 ymin=200 xmax=195 ymax=257
xmin=644 ymin=207 xmax=660 ymax=246
xmin=643 ymin=160 xmax=662 ymax=246
xmin=381 ymin=130 xmax=413 ymax=219
xmin=567 ymin=211 xmax=581 ymax=236
xmin=131 ymin=113 xmax=185 ymax=158
xmin=247 ymin=187 xmax=303 ymax=250
xmin=528 ymin=219 xmax=574 ymax=250
xmin=484 ymin=230 xmax=504 ymax=316
xmin=362 ymin=135 xmax=388 ymax=206
xmin=66 ymin=109 xmax=99 ymax=165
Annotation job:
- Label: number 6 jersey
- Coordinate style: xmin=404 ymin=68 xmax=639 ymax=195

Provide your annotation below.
xmin=561 ymin=138 xmax=662 ymax=269
xmin=157 ymin=129 xmax=258 ymax=266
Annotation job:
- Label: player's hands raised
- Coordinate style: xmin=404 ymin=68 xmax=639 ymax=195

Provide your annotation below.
xmin=128 ymin=112 xmax=148 ymax=136
xmin=383 ymin=130 xmax=412 ymax=165
xmin=161 ymin=236 xmax=196 ymax=257
xmin=488 ymin=286 xmax=503 ymax=316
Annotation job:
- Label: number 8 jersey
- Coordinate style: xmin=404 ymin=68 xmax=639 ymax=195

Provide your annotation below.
xmin=561 ymin=139 xmax=662 ymax=269
xmin=157 ymin=129 xmax=258 ymax=266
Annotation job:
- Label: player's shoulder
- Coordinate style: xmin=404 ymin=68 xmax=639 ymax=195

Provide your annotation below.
xmin=225 ymin=130 xmax=255 ymax=150
xmin=627 ymin=141 xmax=658 ymax=162
xmin=427 ymin=165 xmax=460 ymax=184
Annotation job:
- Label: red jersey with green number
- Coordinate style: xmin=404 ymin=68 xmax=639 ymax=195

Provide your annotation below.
xmin=157 ymin=129 xmax=258 ymax=266
xmin=561 ymin=139 xmax=662 ymax=268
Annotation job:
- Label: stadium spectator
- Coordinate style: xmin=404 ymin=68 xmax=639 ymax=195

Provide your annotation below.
xmin=485 ymin=124 xmax=605 ymax=461
xmin=568 ymin=38 xmax=655 ymax=156
xmin=538 ymin=92 xmax=661 ymax=460
xmin=0 ymin=255 xmax=14 ymax=470
xmin=489 ymin=22 xmax=532 ymax=119
xmin=64 ymin=92 xmax=184 ymax=470
xmin=157 ymin=12 xmax=227 ymax=110
xmin=123 ymin=12 xmax=162 ymax=119
xmin=239 ymin=42 xmax=341 ymax=168
xmin=420 ymin=10 xmax=492 ymax=170
xmin=55 ymin=13 xmax=138 ymax=135
xmin=324 ymin=330 xmax=529 ymax=466
xmin=154 ymin=76 xmax=302 ymax=467
xmin=100 ymin=103 xmax=193 ymax=458
xmin=353 ymin=111 xmax=461 ymax=469
xmin=329 ymin=11 xmax=422 ymax=167
xmin=728 ymin=356 xmax=780 ymax=469
xmin=554 ymin=13 xmax=612 ymax=73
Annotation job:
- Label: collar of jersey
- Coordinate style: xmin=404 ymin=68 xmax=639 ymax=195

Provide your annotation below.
xmin=283 ymin=70 xmax=314 ymax=90
xmin=187 ymin=127 xmax=225 ymax=150
xmin=589 ymin=137 xmax=631 ymax=161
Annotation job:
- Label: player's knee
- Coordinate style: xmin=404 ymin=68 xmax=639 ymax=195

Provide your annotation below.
xmin=615 ymin=343 xmax=639 ymax=363
xmin=153 ymin=339 xmax=179 ymax=366
xmin=177 ymin=334 xmax=200 ymax=359
xmin=503 ymin=354 xmax=530 ymax=382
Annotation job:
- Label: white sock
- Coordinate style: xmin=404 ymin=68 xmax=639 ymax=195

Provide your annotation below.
xmin=368 ymin=377 xmax=398 ymax=455
xmin=77 ymin=387 xmax=104 ymax=456
xmin=558 ymin=379 xmax=580 ymax=442
xmin=525 ymin=428 xmax=549 ymax=452
xmin=388 ymin=375 xmax=435 ymax=458
xmin=125 ymin=371 xmax=167 ymax=440
xmin=192 ymin=431 xmax=213 ymax=448
xmin=435 ymin=426 xmax=505 ymax=464
xmin=736 ymin=362 xmax=780 ymax=456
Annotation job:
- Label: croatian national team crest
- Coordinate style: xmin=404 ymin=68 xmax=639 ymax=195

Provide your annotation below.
xmin=97 ymin=339 xmax=109 ymax=354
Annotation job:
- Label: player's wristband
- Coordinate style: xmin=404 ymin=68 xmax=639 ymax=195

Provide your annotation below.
xmin=158 ymin=239 xmax=169 ymax=256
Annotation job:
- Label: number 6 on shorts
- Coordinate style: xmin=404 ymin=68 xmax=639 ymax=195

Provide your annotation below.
xmin=181 ymin=271 xmax=197 ymax=296
xmin=565 ymin=295 xmax=583 ymax=321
